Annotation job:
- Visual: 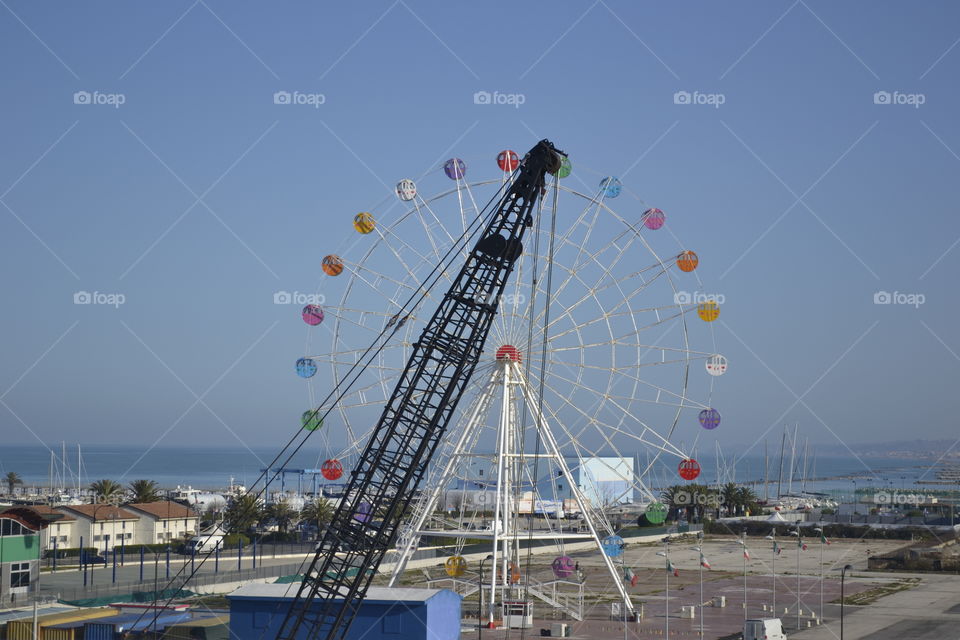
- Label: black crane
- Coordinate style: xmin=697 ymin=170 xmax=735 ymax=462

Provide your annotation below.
xmin=275 ymin=139 xmax=564 ymax=640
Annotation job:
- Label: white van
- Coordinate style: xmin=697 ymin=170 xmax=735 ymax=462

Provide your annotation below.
xmin=744 ymin=618 xmax=786 ymax=640
xmin=185 ymin=533 xmax=224 ymax=553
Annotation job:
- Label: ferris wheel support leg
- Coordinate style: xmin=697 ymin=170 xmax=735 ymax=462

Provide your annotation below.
xmin=516 ymin=365 xmax=635 ymax=614
xmin=386 ymin=371 xmax=501 ymax=587
xmin=489 ymin=362 xmax=515 ymax=627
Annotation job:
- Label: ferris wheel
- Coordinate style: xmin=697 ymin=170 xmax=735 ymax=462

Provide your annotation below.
xmin=295 ymin=150 xmax=724 ymax=497
xmin=292 ymin=148 xmax=726 ymax=619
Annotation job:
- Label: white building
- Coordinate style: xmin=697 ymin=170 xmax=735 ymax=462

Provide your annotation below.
xmin=126 ymin=501 xmax=199 ymax=543
xmin=58 ymin=504 xmax=140 ymax=550
xmin=578 ymin=457 xmax=635 ymax=507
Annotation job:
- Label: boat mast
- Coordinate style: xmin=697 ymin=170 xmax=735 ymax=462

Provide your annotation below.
xmin=777 ymin=430 xmax=786 ymax=500
xmin=764 ymin=440 xmax=769 ymax=502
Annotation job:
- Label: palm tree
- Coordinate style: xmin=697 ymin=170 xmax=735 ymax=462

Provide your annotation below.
xmin=265 ymin=501 xmax=298 ymax=533
xmin=736 ymin=486 xmax=760 ymax=515
xmin=89 ymin=478 xmax=124 ymax=503
xmin=721 ymin=482 xmax=740 ymax=516
xmin=129 ymin=479 xmax=160 ymax=503
xmin=5 ymin=471 xmax=23 ymax=495
xmin=224 ymin=494 xmax=262 ymax=533
xmin=300 ymin=497 xmax=335 ymax=534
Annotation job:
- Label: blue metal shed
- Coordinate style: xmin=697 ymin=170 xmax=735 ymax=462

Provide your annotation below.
xmin=227 ymin=583 xmax=461 ymax=640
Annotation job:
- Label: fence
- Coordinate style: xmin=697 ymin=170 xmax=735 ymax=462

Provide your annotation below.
xmin=51 ymin=561 xmax=306 ymax=603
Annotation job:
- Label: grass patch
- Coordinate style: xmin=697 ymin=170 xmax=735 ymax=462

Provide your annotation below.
xmin=834 ymin=577 xmax=920 ymax=605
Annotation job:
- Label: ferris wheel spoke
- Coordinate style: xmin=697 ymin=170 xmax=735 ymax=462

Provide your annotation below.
xmin=533 ymin=382 xmax=661 ymax=503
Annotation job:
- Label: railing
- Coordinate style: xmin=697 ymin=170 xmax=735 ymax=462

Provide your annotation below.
xmin=49 ymin=561 xmax=306 ymax=603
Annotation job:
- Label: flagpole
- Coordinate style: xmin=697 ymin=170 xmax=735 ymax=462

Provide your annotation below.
xmin=815 ymin=526 xmax=825 ymax=623
xmin=656 ymin=539 xmax=671 ymax=638
xmin=741 ymin=531 xmax=748 ymax=620
xmin=796 ymin=527 xmax=801 ymax=631
xmin=697 ymin=531 xmax=704 ymax=638
xmin=765 ymin=531 xmax=777 ymax=616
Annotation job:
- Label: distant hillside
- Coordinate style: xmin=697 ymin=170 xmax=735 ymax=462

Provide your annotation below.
xmin=817 ymin=439 xmax=960 ymax=459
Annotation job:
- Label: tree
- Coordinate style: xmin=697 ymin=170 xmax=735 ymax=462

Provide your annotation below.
xmin=224 ymin=494 xmax=262 ymax=533
xmin=721 ymin=482 xmax=740 ymax=516
xmin=89 ymin=478 xmax=124 ymax=503
xmin=300 ymin=497 xmax=335 ymax=531
xmin=129 ymin=479 xmax=160 ymax=503
xmin=5 ymin=471 xmax=23 ymax=495
xmin=265 ymin=501 xmax=298 ymax=533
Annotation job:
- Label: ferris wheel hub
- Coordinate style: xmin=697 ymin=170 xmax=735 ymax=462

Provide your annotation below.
xmin=495 ymin=344 xmax=522 ymax=362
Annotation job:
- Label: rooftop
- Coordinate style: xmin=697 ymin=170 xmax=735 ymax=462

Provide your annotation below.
xmin=59 ymin=504 xmax=139 ymax=521
xmin=127 ymin=501 xmax=197 ymax=519
xmin=228 ymin=583 xmax=450 ymax=603
xmin=3 ymin=505 xmax=76 ymax=521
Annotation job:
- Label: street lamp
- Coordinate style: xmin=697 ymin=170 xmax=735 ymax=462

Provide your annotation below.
xmin=841 ymin=564 xmax=853 ymax=639
xmin=478 ymin=554 xmax=493 ymax=638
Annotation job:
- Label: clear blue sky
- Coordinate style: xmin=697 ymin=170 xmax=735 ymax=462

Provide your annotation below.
xmin=1 ymin=1 xmax=958 ymax=461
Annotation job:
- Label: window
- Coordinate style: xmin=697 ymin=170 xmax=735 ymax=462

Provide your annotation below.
xmin=59 ymin=536 xmax=68 ymax=543
xmin=1 ymin=518 xmax=29 ymax=536
xmin=122 ymin=522 xmax=126 ymax=530
xmin=163 ymin=521 xmax=168 ymax=530
xmin=157 ymin=533 xmax=164 ymax=541
xmin=382 ymin=613 xmax=403 ymax=634
xmin=11 ymin=562 xmax=30 ymax=588
xmin=93 ymin=535 xmax=102 ymax=542
xmin=99 ymin=523 xmax=104 ymax=532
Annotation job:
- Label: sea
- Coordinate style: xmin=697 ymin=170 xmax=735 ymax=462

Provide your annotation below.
xmin=0 ymin=443 xmax=943 ymax=501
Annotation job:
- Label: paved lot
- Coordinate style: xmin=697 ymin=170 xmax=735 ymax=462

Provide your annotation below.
xmin=793 ymin=574 xmax=960 ymax=640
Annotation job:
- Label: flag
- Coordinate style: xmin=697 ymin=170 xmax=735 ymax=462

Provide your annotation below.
xmin=624 ymin=567 xmax=638 ymax=587
xmin=700 ymin=552 xmax=711 ymax=570
xmin=820 ymin=533 xmax=831 ymax=545
xmin=773 ymin=541 xmax=781 ymax=555
xmin=743 ymin=548 xmax=751 ymax=560
xmin=666 ymin=559 xmax=679 ymax=577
